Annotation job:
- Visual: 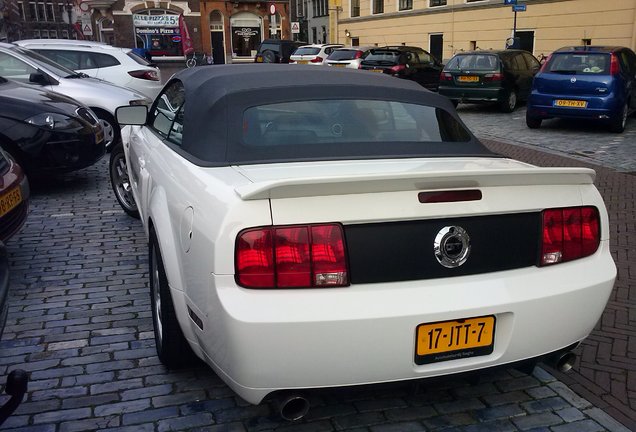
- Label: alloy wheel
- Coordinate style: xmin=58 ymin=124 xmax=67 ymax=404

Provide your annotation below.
xmin=151 ymin=246 xmax=163 ymax=345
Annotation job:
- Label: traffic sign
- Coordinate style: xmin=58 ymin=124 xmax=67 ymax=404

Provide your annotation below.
xmin=269 ymin=3 xmax=276 ymax=14
xmin=82 ymin=22 xmax=93 ymax=36
xmin=291 ymin=21 xmax=300 ymax=34
xmin=512 ymin=4 xmax=526 ymax=12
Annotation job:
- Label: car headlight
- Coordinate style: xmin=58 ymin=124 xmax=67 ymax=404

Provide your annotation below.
xmin=129 ymin=98 xmax=152 ymax=106
xmin=25 ymin=113 xmax=84 ymax=130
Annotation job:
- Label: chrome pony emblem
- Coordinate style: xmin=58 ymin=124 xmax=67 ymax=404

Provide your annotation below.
xmin=570 ymin=77 xmax=577 ymax=83
xmin=434 ymin=226 xmax=471 ymax=268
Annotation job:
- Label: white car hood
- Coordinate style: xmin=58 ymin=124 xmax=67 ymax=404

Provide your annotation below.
xmin=232 ymin=158 xmax=596 ymax=200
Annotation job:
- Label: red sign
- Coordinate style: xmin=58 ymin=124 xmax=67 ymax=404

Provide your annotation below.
xmin=269 ymin=3 xmax=276 ymax=14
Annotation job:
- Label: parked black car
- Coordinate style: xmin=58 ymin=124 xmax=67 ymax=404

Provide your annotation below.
xmin=358 ymin=46 xmax=444 ymax=92
xmin=254 ymin=39 xmax=307 ymax=63
xmin=0 ymin=77 xmax=105 ymax=177
xmin=439 ymin=49 xmax=541 ymax=112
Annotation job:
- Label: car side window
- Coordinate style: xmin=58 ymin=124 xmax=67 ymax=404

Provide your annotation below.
xmin=407 ymin=51 xmax=420 ymax=66
xmin=36 ymin=49 xmax=79 ymax=69
xmin=417 ymin=50 xmax=433 ymax=65
xmin=522 ymin=53 xmax=540 ymax=71
xmin=149 ymin=80 xmax=185 ymax=146
xmin=512 ymin=54 xmax=526 ymax=70
xmin=91 ymin=53 xmax=120 ymax=68
xmin=0 ymin=52 xmax=38 ymax=84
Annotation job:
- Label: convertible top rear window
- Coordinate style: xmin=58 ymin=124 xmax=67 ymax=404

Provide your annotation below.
xmin=242 ymin=99 xmax=470 ymax=148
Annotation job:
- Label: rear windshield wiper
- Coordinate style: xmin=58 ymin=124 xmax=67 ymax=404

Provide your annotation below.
xmin=65 ymin=72 xmax=90 ymax=78
xmin=550 ymin=69 xmax=578 ymax=74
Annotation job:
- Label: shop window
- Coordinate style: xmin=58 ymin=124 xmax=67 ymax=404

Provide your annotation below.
xmin=133 ymin=10 xmax=182 ymax=57
xmin=230 ymin=12 xmax=261 ymax=58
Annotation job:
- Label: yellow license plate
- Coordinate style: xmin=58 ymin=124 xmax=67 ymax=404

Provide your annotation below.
xmin=296 ymin=60 xmax=309 ymax=65
xmin=415 ymin=315 xmax=495 ymax=365
xmin=554 ymin=99 xmax=587 ymax=108
xmin=256 ymin=57 xmax=263 ymax=63
xmin=0 ymin=186 xmax=22 ymax=218
xmin=371 ymin=69 xmax=384 ymax=73
xmin=332 ymin=64 xmax=346 ymax=68
xmin=458 ymin=75 xmax=479 ymax=82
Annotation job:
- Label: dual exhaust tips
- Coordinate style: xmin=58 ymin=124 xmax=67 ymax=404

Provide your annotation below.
xmin=271 ymin=351 xmax=577 ymax=422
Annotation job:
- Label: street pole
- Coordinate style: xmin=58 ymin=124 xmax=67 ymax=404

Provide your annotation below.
xmin=513 ymin=9 xmax=517 ymax=39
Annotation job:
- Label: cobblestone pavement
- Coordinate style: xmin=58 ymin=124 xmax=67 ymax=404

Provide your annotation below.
xmin=0 ymin=149 xmax=634 ymax=431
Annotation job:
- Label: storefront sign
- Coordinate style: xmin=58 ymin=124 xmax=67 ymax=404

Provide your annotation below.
xmin=133 ymin=14 xmax=179 ymax=27
xmin=135 ymin=27 xmax=178 ymax=35
xmin=234 ymin=27 xmax=258 ymax=42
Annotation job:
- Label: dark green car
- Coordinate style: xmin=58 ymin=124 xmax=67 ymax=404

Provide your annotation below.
xmin=439 ymin=50 xmax=541 ymax=112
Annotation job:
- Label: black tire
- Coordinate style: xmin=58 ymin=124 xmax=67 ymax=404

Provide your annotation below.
xmin=262 ymin=49 xmax=276 ymax=63
xmin=92 ymin=109 xmax=121 ymax=150
xmin=499 ymin=89 xmax=517 ymax=113
xmin=109 ymin=145 xmax=139 ymax=219
xmin=149 ymin=231 xmax=195 ymax=369
xmin=526 ymin=113 xmax=542 ymax=129
xmin=608 ymin=102 xmax=628 ymax=133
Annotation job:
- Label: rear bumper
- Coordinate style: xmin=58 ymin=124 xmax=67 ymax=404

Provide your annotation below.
xmin=439 ymin=86 xmax=505 ymax=103
xmin=187 ymin=244 xmax=615 ymax=404
xmin=527 ymin=92 xmax=623 ymax=120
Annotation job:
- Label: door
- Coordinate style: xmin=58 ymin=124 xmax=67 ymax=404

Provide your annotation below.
xmin=413 ymin=49 xmax=443 ymax=91
xmin=516 ymin=31 xmax=534 ymax=54
xmin=429 ymin=34 xmax=443 ymax=64
xmin=211 ymin=32 xmax=225 ymax=64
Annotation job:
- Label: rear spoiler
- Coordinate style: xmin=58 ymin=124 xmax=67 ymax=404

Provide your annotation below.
xmin=235 ymin=167 xmax=596 ymax=200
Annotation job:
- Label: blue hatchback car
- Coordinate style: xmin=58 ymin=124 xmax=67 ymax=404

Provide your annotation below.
xmin=526 ymin=46 xmax=636 ymax=133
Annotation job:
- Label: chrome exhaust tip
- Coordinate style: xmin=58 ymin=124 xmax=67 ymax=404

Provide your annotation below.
xmin=273 ymin=393 xmax=310 ymax=422
xmin=555 ymin=351 xmax=577 ymax=373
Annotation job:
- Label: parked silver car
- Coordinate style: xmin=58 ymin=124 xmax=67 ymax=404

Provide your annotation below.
xmin=0 ymin=43 xmax=151 ymax=149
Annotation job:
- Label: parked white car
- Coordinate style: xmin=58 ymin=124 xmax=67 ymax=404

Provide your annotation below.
xmin=289 ymin=43 xmax=344 ymax=65
xmin=0 ymin=43 xmax=152 ymax=149
xmin=112 ymin=65 xmax=616 ymax=421
xmin=14 ymin=39 xmax=162 ymax=100
xmin=325 ymin=46 xmax=373 ymax=69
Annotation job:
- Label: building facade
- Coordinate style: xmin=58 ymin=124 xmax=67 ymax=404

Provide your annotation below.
xmin=336 ymin=0 xmax=636 ymax=61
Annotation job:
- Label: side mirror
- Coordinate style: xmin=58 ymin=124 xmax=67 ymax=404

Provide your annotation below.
xmin=116 ymin=105 xmax=148 ymax=126
xmin=29 ymin=72 xmax=51 ymax=85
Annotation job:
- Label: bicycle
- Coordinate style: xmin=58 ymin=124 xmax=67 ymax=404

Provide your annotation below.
xmin=185 ymin=52 xmax=213 ymax=68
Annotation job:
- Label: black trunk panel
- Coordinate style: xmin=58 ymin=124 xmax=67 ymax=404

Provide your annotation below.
xmin=344 ymin=213 xmax=540 ymax=284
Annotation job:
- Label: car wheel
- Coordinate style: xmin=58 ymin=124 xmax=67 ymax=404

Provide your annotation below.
xmin=93 ymin=109 xmax=121 ymax=150
xmin=525 ymin=113 xmax=542 ymax=129
xmin=608 ymin=102 xmax=628 ymax=133
xmin=109 ymin=145 xmax=139 ymax=219
xmin=150 ymin=232 xmax=195 ymax=369
xmin=262 ymin=50 xmax=276 ymax=63
xmin=500 ymin=89 xmax=517 ymax=113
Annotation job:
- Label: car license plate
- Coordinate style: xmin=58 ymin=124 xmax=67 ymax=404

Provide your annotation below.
xmin=332 ymin=64 xmax=346 ymax=68
xmin=296 ymin=60 xmax=309 ymax=65
xmin=415 ymin=315 xmax=495 ymax=365
xmin=458 ymin=75 xmax=479 ymax=82
xmin=256 ymin=57 xmax=263 ymax=63
xmin=371 ymin=69 xmax=384 ymax=73
xmin=0 ymin=186 xmax=22 ymax=218
xmin=554 ymin=99 xmax=587 ymax=108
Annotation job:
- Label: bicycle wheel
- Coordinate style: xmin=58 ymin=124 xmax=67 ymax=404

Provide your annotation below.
xmin=186 ymin=57 xmax=196 ymax=68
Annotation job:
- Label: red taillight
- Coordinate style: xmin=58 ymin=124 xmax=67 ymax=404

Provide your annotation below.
xmin=539 ymin=54 xmax=551 ymax=72
xmin=236 ymin=223 xmax=349 ymax=288
xmin=128 ymin=70 xmax=159 ymax=81
xmin=483 ymin=72 xmax=503 ymax=81
xmin=354 ymin=51 xmax=363 ymax=59
xmin=440 ymin=72 xmax=453 ymax=81
xmin=540 ymin=206 xmax=600 ymax=266
xmin=310 ymin=56 xmax=324 ymax=63
xmin=389 ymin=64 xmax=406 ymax=75
xmin=610 ymin=53 xmax=620 ymax=76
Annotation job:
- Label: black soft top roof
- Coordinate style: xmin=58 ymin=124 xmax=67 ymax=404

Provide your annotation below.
xmin=167 ymin=64 xmax=496 ymax=166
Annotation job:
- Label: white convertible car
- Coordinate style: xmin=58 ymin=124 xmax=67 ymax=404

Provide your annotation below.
xmin=111 ymin=64 xmax=616 ymax=420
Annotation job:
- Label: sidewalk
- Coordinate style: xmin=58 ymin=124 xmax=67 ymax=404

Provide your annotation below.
xmin=482 ymin=138 xmax=636 ymax=431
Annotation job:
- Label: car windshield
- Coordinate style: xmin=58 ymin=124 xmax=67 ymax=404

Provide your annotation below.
xmin=445 ymin=54 xmax=499 ymax=71
xmin=259 ymin=42 xmax=280 ymax=53
xmin=9 ymin=45 xmax=79 ymax=77
xmin=362 ymin=50 xmax=399 ymax=62
xmin=294 ymin=47 xmax=321 ymax=56
xmin=545 ymin=53 xmax=610 ymax=74
xmin=328 ymin=49 xmax=361 ymax=60
xmin=242 ymin=99 xmax=470 ymax=150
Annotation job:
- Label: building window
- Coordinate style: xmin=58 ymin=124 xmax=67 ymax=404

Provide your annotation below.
xmin=399 ymin=0 xmax=412 ymax=11
xmin=229 ymin=12 xmax=261 ymax=58
xmin=429 ymin=0 xmax=446 ymax=6
xmin=311 ymin=27 xmax=316 ymax=43
xmin=28 ymin=2 xmax=37 ymax=20
xmin=582 ymin=38 xmax=591 ymax=46
xmin=351 ymin=0 xmax=360 ymax=17
xmin=46 ymin=3 xmax=54 ymax=20
xmin=37 ymin=2 xmax=46 ymax=20
xmin=18 ymin=2 xmax=25 ymax=19
xmin=313 ymin=0 xmax=328 ymax=17
xmin=373 ymin=0 xmax=383 ymax=14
